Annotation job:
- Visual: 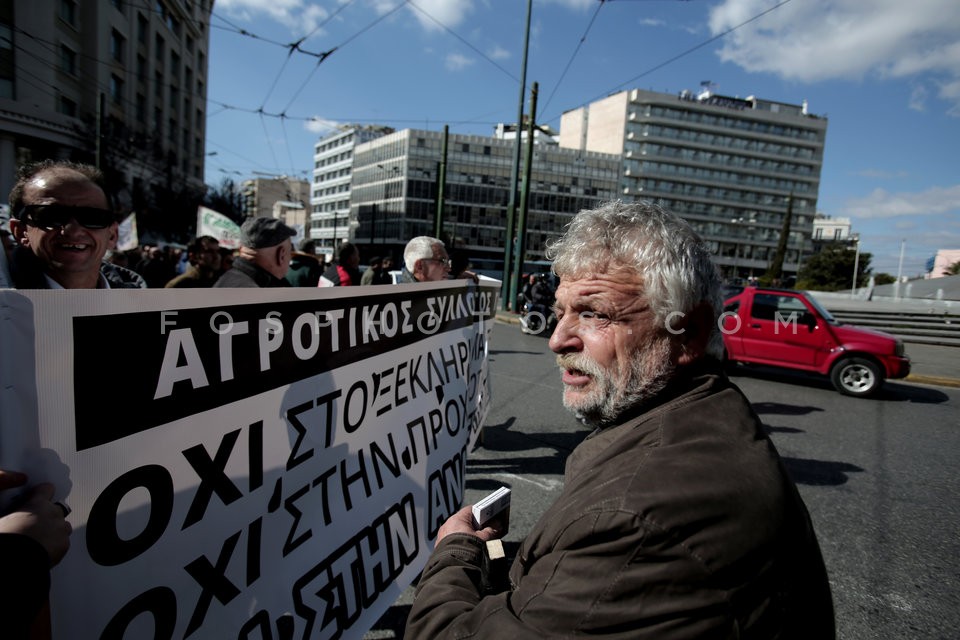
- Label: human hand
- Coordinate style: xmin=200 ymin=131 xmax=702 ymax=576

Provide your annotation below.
xmin=0 ymin=481 xmax=72 ymax=567
xmin=435 ymin=505 xmax=505 ymax=546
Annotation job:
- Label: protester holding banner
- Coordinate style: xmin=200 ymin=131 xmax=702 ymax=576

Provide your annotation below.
xmin=213 ymin=217 xmax=296 ymax=288
xmin=0 ymin=469 xmax=72 ymax=638
xmin=7 ymin=160 xmax=145 ymax=289
xmin=406 ymin=201 xmax=835 ymax=639
xmin=164 ymin=236 xmax=222 ymax=288
xmin=401 ymin=236 xmax=451 ymax=283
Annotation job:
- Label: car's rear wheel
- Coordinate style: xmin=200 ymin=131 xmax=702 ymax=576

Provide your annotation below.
xmin=830 ymin=357 xmax=883 ymax=397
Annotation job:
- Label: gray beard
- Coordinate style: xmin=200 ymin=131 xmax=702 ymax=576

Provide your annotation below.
xmin=558 ymin=338 xmax=675 ymax=428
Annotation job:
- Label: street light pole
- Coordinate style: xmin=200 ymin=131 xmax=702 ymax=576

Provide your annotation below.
xmin=850 ymin=234 xmax=861 ymax=299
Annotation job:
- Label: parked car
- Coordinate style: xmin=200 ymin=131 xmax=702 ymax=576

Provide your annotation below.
xmin=720 ymin=287 xmax=911 ymax=397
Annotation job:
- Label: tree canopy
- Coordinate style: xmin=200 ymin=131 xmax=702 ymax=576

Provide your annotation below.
xmin=797 ymin=245 xmax=872 ymax=291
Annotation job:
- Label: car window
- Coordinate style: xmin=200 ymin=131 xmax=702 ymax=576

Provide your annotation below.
xmin=751 ymin=293 xmax=808 ymax=322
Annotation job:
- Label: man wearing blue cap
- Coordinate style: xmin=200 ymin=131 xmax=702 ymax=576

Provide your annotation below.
xmin=213 ymin=217 xmax=296 ymax=288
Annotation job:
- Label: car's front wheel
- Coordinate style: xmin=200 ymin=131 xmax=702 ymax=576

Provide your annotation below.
xmin=830 ymin=357 xmax=883 ymax=397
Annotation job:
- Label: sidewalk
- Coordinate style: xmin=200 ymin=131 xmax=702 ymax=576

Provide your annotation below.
xmin=493 ymin=311 xmax=960 ymax=389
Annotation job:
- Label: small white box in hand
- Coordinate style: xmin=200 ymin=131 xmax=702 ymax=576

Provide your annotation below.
xmin=472 ymin=487 xmax=511 ymax=529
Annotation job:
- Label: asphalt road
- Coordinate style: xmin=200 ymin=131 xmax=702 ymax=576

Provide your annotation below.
xmin=366 ymin=321 xmax=960 ymax=639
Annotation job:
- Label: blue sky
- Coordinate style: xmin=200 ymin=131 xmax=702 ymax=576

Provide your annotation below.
xmin=204 ymin=0 xmax=960 ymax=277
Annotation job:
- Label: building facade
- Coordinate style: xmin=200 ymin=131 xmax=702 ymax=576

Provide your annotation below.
xmin=0 ymin=0 xmax=213 ymax=209
xmin=348 ymin=128 xmax=621 ymax=267
xmin=560 ymin=87 xmax=829 ymax=281
xmin=310 ymin=125 xmax=393 ymax=256
xmin=241 ymin=176 xmax=310 ymax=220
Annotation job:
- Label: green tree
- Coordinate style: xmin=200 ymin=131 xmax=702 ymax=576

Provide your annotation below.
xmin=944 ymin=261 xmax=960 ymax=276
xmin=796 ymin=244 xmax=873 ymax=291
xmin=874 ymin=273 xmax=896 ymax=285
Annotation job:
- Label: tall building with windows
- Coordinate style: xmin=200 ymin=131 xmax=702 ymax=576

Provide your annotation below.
xmin=0 ymin=0 xmax=213 ymax=210
xmin=349 ymin=128 xmax=621 ymax=266
xmin=310 ymin=125 xmax=393 ymax=256
xmin=560 ymin=87 xmax=828 ymax=281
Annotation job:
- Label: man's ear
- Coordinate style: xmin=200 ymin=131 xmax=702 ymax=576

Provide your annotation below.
xmin=672 ymin=302 xmax=714 ymax=365
xmin=9 ymin=218 xmax=26 ymax=244
xmin=107 ymin=222 xmax=119 ymax=250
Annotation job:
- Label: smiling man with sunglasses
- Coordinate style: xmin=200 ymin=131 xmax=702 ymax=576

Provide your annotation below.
xmin=7 ymin=160 xmax=144 ymax=289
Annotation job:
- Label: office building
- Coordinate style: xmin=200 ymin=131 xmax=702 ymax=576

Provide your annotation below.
xmin=349 ymin=128 xmax=621 ymax=268
xmin=560 ymin=87 xmax=829 ymax=280
xmin=310 ymin=124 xmax=393 ymax=256
xmin=0 ymin=0 xmax=213 ymax=209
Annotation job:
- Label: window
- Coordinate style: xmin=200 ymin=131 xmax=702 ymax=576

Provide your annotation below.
xmin=136 ymin=54 xmax=146 ymax=82
xmin=136 ymin=93 xmax=146 ymax=121
xmin=60 ymin=44 xmax=77 ymax=75
xmin=109 ymin=74 xmax=123 ymax=104
xmin=155 ymin=34 xmax=164 ymax=63
xmin=59 ymin=0 xmax=77 ymax=26
xmin=110 ymin=29 xmax=125 ymax=63
xmin=58 ymin=94 xmax=77 ymax=117
xmin=137 ymin=14 xmax=148 ymax=44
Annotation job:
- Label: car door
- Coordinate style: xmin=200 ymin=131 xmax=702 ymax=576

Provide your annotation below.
xmin=739 ymin=292 xmax=824 ymax=367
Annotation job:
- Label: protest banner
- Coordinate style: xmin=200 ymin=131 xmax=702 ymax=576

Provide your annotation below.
xmin=0 ymin=280 xmax=498 ymax=639
xmin=117 ymin=213 xmax=139 ymax=252
xmin=197 ymin=206 xmax=242 ymax=249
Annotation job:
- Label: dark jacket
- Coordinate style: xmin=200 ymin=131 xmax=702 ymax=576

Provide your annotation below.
xmin=9 ymin=246 xmax=146 ymax=289
xmin=285 ymin=253 xmax=323 ymax=287
xmin=406 ymin=362 xmax=835 ymax=639
xmin=213 ymin=257 xmax=290 ymax=288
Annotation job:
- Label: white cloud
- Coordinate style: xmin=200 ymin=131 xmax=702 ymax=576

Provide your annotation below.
xmin=844 ymin=184 xmax=960 ymax=219
xmin=445 ymin=53 xmax=475 ymax=71
xmin=304 ymin=117 xmax=340 ymax=134
xmin=216 ymin=0 xmax=329 ymax=37
xmin=488 ymin=44 xmax=510 ymax=61
xmin=639 ymin=18 xmax=665 ymax=27
xmin=708 ymin=0 xmax=960 ymax=113
xmin=406 ymin=0 xmax=475 ymax=32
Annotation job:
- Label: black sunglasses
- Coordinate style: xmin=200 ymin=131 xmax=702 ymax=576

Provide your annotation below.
xmin=16 ymin=204 xmax=116 ymax=230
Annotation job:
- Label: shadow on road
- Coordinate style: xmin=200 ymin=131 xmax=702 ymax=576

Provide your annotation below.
xmin=782 ymin=457 xmax=864 ymax=486
xmin=753 ymin=401 xmax=825 ymax=416
xmin=878 ymin=382 xmax=949 ymax=404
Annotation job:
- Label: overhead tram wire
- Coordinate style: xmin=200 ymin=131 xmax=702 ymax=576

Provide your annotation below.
xmin=539 ymin=0 xmax=795 ymax=127
xmin=407 ymin=0 xmax=519 ymax=83
xmin=539 ymin=0 xmax=607 ymax=121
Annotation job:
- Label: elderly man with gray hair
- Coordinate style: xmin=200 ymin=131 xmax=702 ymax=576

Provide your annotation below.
xmin=406 ymin=201 xmax=834 ymax=639
xmin=214 ymin=217 xmax=296 ymax=288
xmin=401 ymin=236 xmax=451 ymax=283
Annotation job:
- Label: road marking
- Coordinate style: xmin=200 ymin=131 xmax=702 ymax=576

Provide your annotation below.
xmin=494 ymin=472 xmax=562 ymax=492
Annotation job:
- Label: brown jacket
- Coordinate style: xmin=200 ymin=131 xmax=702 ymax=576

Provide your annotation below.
xmin=406 ymin=363 xmax=835 ymax=639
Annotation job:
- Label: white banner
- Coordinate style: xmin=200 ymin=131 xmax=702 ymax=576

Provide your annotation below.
xmin=116 ymin=213 xmax=139 ymax=252
xmin=197 ymin=206 xmax=242 ymax=250
xmin=0 ymin=281 xmax=498 ymax=639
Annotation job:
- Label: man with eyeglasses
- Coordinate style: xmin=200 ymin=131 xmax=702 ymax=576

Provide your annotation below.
xmin=401 ymin=236 xmax=452 ymax=283
xmin=7 ymin=160 xmax=144 ymax=289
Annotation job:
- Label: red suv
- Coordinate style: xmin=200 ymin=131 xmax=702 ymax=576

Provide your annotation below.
xmin=721 ymin=287 xmax=911 ymax=397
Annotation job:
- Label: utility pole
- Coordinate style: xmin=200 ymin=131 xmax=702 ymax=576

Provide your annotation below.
xmin=501 ymin=0 xmax=533 ymax=310
xmin=512 ymin=82 xmax=538 ymax=297
xmin=433 ymin=125 xmax=448 ymax=238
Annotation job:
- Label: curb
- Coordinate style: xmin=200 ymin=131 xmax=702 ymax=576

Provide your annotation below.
xmin=903 ymin=374 xmax=960 ymax=389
